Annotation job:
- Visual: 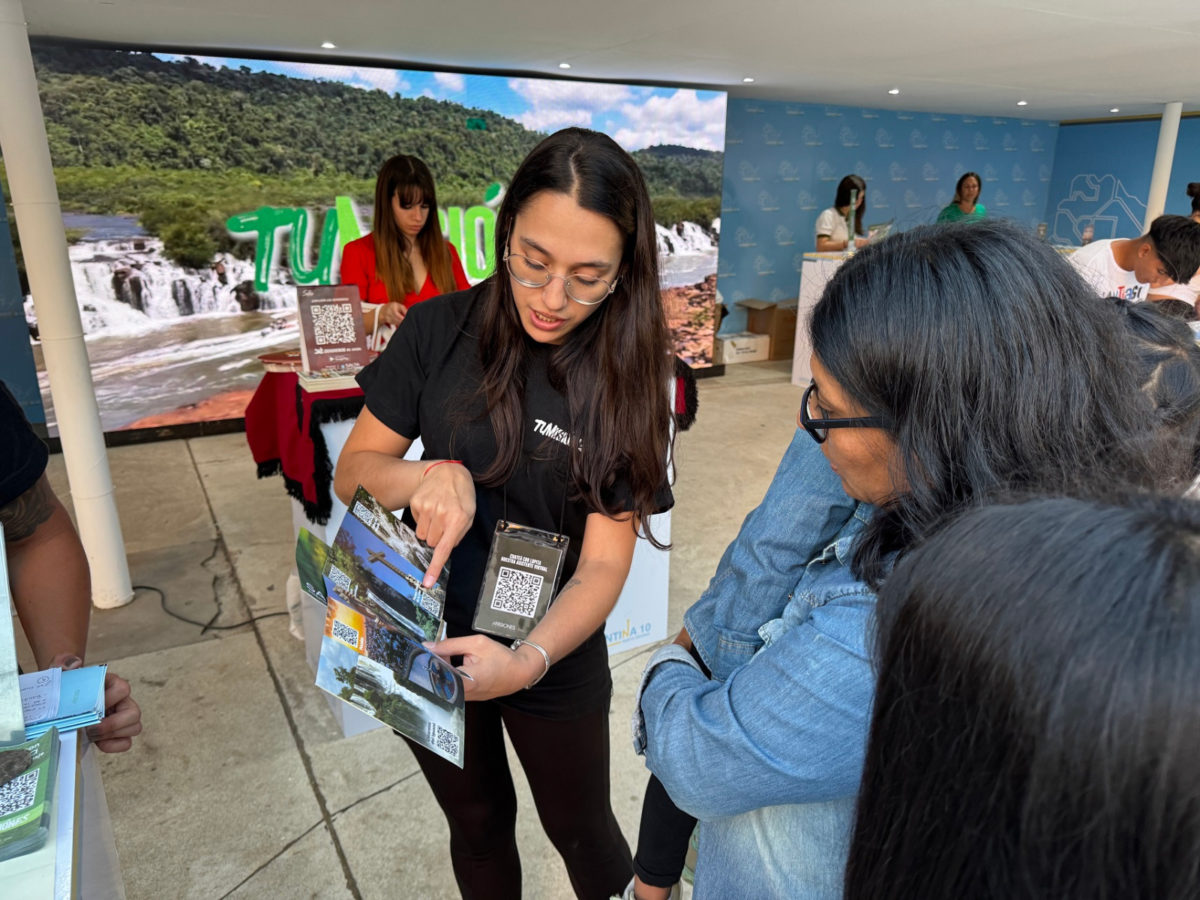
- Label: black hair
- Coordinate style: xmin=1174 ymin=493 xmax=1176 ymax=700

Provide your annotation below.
xmin=475 ymin=128 xmax=673 ymax=544
xmin=1147 ymin=214 xmax=1200 ymax=285
xmin=809 ymin=219 xmax=1174 ymax=587
xmin=1188 ymin=181 xmax=1200 ymax=217
xmin=833 ymin=174 xmax=867 ymax=236
xmin=952 ymin=171 xmax=981 ymax=204
xmin=846 ymin=494 xmax=1200 ymax=899
xmin=1153 ymin=297 xmax=1198 ymax=321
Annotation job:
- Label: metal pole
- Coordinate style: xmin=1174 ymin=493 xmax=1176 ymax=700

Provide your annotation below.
xmin=1143 ymin=101 xmax=1183 ymax=231
xmin=0 ymin=0 xmax=132 ymax=608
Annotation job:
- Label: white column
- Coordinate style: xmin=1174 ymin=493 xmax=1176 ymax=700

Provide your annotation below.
xmin=0 ymin=0 xmax=132 ymax=608
xmin=1143 ymin=101 xmax=1183 ymax=231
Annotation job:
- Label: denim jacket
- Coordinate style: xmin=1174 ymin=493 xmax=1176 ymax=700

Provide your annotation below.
xmin=634 ymin=431 xmax=878 ymax=899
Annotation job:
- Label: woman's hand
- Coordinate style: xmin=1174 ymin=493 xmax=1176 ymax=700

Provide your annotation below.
xmin=410 ymin=461 xmax=475 ymax=586
xmin=379 ymin=300 xmax=407 ymax=327
xmin=425 ymin=635 xmax=543 ymax=701
xmin=49 ymin=653 xmax=143 ymax=753
xmin=854 ymin=236 xmax=870 ymax=249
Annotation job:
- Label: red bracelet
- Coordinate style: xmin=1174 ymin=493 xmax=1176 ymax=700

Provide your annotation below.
xmin=422 ymin=459 xmax=463 ymax=479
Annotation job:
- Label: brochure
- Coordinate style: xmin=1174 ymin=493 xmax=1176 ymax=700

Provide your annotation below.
xmin=19 ymin=665 xmax=107 ymax=740
xmin=0 ymin=728 xmax=59 ymax=862
xmin=306 ymin=486 xmax=464 ymax=767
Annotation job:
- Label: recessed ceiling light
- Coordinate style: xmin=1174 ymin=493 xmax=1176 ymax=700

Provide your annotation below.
xmin=1016 ymin=100 xmax=1028 ymax=107
xmin=321 ymin=41 xmax=336 ymax=49
xmin=1110 ymin=107 xmax=1120 ymax=113
xmin=559 ymin=62 xmax=571 ymax=69
xmin=742 ymin=76 xmax=755 ymax=83
xmin=888 ymin=88 xmax=900 ymax=95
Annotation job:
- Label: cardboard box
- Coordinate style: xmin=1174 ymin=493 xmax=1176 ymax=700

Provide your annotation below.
xmin=737 ymin=298 xmax=799 ymax=361
xmin=713 ymin=331 xmax=770 ymax=364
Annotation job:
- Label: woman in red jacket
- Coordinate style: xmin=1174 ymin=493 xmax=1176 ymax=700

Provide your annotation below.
xmin=341 ymin=154 xmax=469 ymax=347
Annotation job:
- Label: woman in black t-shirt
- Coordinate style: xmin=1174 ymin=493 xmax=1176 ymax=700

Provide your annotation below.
xmin=335 ymin=128 xmax=675 ymax=899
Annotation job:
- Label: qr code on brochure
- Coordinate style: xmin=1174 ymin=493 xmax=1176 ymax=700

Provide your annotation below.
xmin=429 ymin=723 xmax=460 ymax=760
xmin=490 ymin=566 xmax=543 ymax=618
xmin=0 ymin=768 xmax=38 ymax=816
xmin=415 ymin=590 xmax=441 ymax=617
xmin=331 ymin=619 xmax=359 ymax=648
xmin=352 ymin=500 xmax=381 ymax=532
xmin=310 ymin=302 xmax=358 ymax=345
xmin=328 ymin=564 xmax=352 ymax=594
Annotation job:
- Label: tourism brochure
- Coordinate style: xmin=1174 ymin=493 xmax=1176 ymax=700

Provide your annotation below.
xmin=19 ymin=666 xmax=107 ymax=740
xmin=296 ymin=284 xmax=371 ymax=375
xmin=0 ymin=727 xmax=59 ymax=862
xmin=306 ymin=487 xmax=464 ymax=767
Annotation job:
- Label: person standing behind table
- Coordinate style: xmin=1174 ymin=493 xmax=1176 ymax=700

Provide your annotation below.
xmin=1068 ymin=214 xmax=1200 ymax=302
xmin=335 ymin=128 xmax=675 ymax=900
xmin=0 ymin=381 xmax=142 ymax=753
xmin=339 ymin=154 xmax=469 ymax=349
xmin=1148 ymin=182 xmax=1200 ymax=309
xmin=845 ymin=495 xmax=1200 ymax=900
xmin=936 ymin=172 xmax=986 ymax=223
xmin=815 ymin=174 xmax=869 ymax=252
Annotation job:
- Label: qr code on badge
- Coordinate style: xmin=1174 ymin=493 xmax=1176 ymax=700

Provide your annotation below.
xmin=331 ymin=618 xmax=359 ymax=648
xmin=490 ymin=566 xmax=543 ymax=618
xmin=328 ymin=564 xmax=352 ymax=594
xmin=352 ymin=500 xmax=381 ymax=532
xmin=428 ymin=723 xmax=460 ymax=761
xmin=0 ymin=768 xmax=39 ymax=816
xmin=310 ymin=302 xmax=358 ymax=345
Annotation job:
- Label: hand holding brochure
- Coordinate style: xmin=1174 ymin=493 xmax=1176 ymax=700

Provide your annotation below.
xmin=305 ymin=487 xmax=465 ymax=767
xmin=19 ymin=665 xmax=107 ymax=740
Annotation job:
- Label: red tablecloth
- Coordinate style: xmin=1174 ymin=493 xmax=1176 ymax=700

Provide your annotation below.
xmin=245 ymin=372 xmax=365 ymax=525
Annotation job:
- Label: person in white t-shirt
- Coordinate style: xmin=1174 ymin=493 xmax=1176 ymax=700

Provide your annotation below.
xmin=1149 ymin=183 xmax=1200 ymax=309
xmin=1070 ymin=214 xmax=1200 ymax=302
xmin=815 ymin=174 xmax=869 ymax=252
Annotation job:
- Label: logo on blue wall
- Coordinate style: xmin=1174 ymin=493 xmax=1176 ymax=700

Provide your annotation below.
xmin=854 ymin=162 xmax=875 ymax=181
xmin=816 ymin=161 xmax=838 ymax=181
xmin=904 ymin=190 xmax=924 ymax=209
xmin=860 ymin=109 xmax=880 ymax=119
xmin=974 ymin=132 xmax=990 ymax=150
xmin=1003 ymin=133 xmax=1018 ymax=152
xmin=1012 ymin=163 xmax=1027 ymax=182
xmin=930 ymin=114 xmax=947 ymax=123
xmin=769 ymin=287 xmax=790 ymax=302
xmin=952 ymin=161 xmax=967 ymax=180
xmin=922 ymin=162 xmax=940 ymax=182
xmin=935 ymin=189 xmax=951 ymax=207
xmin=943 ymin=130 xmax=959 ymax=150
xmin=763 ymin=124 xmax=784 ymax=146
xmin=745 ymin=104 xmax=764 ymax=114
xmin=759 ymin=190 xmax=781 ymax=211
xmin=991 ymin=118 xmax=1008 ymax=126
xmin=754 ymin=255 xmax=775 ymax=276
xmin=1053 ymin=173 xmax=1146 ymax=243
xmin=993 ymin=189 xmax=1010 ymax=208
xmin=740 ymin=161 xmax=761 ymax=182
xmin=1038 ymin=164 xmax=1052 ymax=183
xmin=890 ymin=162 xmax=908 ymax=181
xmin=727 ymin=127 xmax=743 ymax=145
xmin=910 ymin=129 xmax=928 ymax=149
xmin=775 ymin=225 xmax=795 ymax=246
xmin=793 ymin=252 xmax=807 ymax=272
xmin=839 ymin=126 xmax=859 ymax=147
xmin=785 ymin=105 xmax=805 ymax=116
xmin=802 ymin=126 xmax=822 ymax=146
xmin=736 ymin=226 xmax=757 ymax=247
xmin=779 ymin=161 xmax=801 ymax=182
xmin=962 ymin=116 xmax=977 ymax=124
xmin=897 ymin=112 xmax=914 ymax=120
xmin=796 ymin=190 xmax=819 ymax=210
xmin=873 ymin=188 xmax=889 ymax=209
xmin=1023 ymin=189 xmax=1037 ymax=207
xmin=875 ymin=128 xmax=894 ymax=148
xmin=1030 ymin=134 xmax=1046 ymax=152
xmin=983 ymin=164 xmax=999 ymax=182
xmin=824 ymin=107 xmax=843 ymax=117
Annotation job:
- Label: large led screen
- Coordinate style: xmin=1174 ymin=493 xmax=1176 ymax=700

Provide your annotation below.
xmin=4 ymin=45 xmax=726 ymax=432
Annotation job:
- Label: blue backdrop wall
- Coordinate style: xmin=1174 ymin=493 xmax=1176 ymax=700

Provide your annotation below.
xmin=1044 ymin=117 xmax=1200 ymax=245
xmin=716 ymin=98 xmax=1059 ymax=334
xmin=0 ymin=183 xmax=44 ymax=423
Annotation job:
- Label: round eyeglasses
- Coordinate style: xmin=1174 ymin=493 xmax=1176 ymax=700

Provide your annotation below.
xmin=504 ymin=250 xmax=618 ymax=306
xmin=800 ymin=380 xmax=886 ymax=444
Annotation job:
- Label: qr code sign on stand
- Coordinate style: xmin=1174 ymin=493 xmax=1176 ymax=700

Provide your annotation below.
xmin=490 ymin=566 xmax=543 ymax=618
xmin=311 ymin=303 xmax=358 ymax=345
xmin=0 ymin=768 xmax=39 ymax=817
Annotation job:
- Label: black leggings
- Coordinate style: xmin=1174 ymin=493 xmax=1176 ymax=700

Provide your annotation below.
xmin=632 ymin=773 xmax=697 ymax=888
xmin=405 ymin=698 xmax=633 ymax=899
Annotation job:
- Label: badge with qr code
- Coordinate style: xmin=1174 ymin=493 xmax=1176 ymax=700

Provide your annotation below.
xmin=472 ymin=521 xmax=569 ymax=640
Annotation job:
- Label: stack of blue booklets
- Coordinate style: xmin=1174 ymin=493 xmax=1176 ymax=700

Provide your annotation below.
xmin=18 ymin=665 xmax=107 ymax=739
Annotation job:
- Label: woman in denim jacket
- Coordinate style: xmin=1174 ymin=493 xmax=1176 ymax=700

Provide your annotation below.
xmin=632 ymin=220 xmax=1184 ymax=900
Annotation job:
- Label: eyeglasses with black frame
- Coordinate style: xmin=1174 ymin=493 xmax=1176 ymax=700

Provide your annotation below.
xmin=800 ymin=380 xmax=886 ymax=444
xmin=503 ymin=249 xmax=618 ymax=306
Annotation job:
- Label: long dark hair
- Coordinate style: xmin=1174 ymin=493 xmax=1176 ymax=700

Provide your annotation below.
xmin=809 ymin=220 xmax=1173 ymax=587
xmin=1188 ymin=181 xmax=1200 ymax=218
xmin=846 ymin=495 xmax=1200 ymax=899
xmin=475 ymin=128 xmax=673 ymax=543
xmin=833 ymin=174 xmax=867 ymax=236
xmin=371 ymin=154 xmax=456 ymax=301
xmin=952 ymin=171 xmax=981 ymax=205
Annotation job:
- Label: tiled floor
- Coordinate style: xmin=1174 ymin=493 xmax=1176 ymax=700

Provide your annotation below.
xmin=20 ymin=360 xmax=803 ymax=899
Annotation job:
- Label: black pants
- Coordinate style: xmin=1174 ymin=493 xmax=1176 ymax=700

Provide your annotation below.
xmin=405 ymin=697 xmax=633 ymax=899
xmin=632 ymin=773 xmax=697 ymax=888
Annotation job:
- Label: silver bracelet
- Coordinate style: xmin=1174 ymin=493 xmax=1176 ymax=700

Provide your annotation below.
xmin=511 ymin=639 xmax=552 ymax=689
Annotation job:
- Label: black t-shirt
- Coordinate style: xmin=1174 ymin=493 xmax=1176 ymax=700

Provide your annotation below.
xmin=0 ymin=381 xmax=49 ymax=509
xmin=357 ymin=284 xmax=673 ymax=716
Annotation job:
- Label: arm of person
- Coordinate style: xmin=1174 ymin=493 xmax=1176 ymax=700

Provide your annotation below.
xmin=334 ymin=407 xmax=475 ymax=586
xmin=429 ymin=511 xmax=638 ymax=701
xmin=448 ymin=242 xmax=471 ymax=291
xmin=636 ymin=586 xmax=876 ymax=820
xmin=3 ymin=476 xmax=142 ymax=752
xmin=815 ymin=234 xmax=849 ymax=252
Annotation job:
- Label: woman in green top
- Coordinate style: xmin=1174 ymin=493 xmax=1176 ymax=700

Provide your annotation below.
xmin=937 ymin=172 xmax=986 ymax=223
